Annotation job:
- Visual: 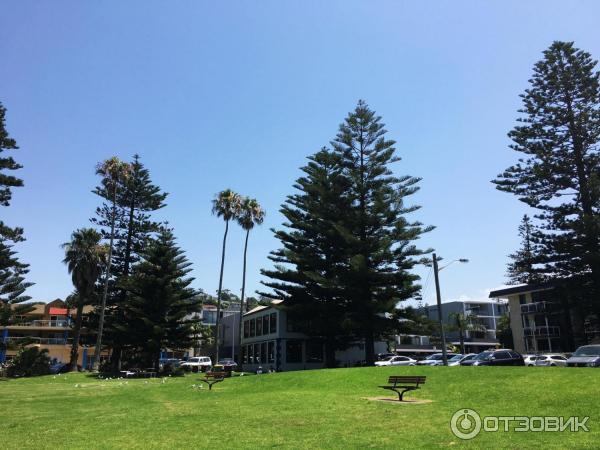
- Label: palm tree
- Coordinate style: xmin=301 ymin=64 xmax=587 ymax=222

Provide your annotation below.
xmin=236 ymin=197 xmax=265 ymax=367
xmin=62 ymin=228 xmax=107 ymax=371
xmin=93 ymin=157 xmax=130 ymax=371
xmin=211 ymin=189 xmax=242 ymax=363
xmin=448 ymin=312 xmax=487 ymax=355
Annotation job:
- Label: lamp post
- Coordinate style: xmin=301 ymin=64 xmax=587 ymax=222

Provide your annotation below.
xmin=432 ymin=254 xmax=469 ymax=366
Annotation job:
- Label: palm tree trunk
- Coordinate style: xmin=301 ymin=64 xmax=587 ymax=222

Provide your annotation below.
xmin=93 ymin=186 xmax=117 ymax=371
xmin=69 ymin=297 xmax=85 ymax=371
xmin=459 ymin=329 xmax=465 ymax=355
xmin=237 ymin=229 xmax=250 ymax=369
xmin=214 ymin=219 xmax=229 ymax=365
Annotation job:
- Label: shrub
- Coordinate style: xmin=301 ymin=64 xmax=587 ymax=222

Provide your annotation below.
xmin=6 ymin=347 xmax=51 ymax=377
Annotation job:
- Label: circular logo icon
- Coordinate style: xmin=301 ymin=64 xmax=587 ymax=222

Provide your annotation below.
xmin=450 ymin=408 xmax=481 ymax=440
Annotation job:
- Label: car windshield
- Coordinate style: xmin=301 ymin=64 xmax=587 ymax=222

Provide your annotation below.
xmin=475 ymin=351 xmax=493 ymax=361
xmin=188 ymin=358 xmax=200 ymax=363
xmin=573 ymin=346 xmax=600 ymax=357
xmin=448 ymin=355 xmax=463 ymax=362
xmin=425 ymin=354 xmax=443 ymax=360
xmin=463 ymin=354 xmax=476 ymax=361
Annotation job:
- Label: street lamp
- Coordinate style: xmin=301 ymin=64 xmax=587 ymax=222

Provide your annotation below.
xmin=432 ymin=254 xmax=469 ymax=366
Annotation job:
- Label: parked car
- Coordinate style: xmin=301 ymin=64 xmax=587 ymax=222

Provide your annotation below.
xmin=218 ymin=359 xmax=238 ymax=372
xmin=566 ymin=345 xmax=600 ymax=367
xmin=180 ymin=356 xmax=212 ymax=372
xmin=461 ymin=349 xmax=524 ymax=366
xmin=448 ymin=353 xmax=476 ymax=366
xmin=376 ymin=353 xmax=396 ymax=361
xmin=523 ymin=355 xmax=537 ymax=366
xmin=534 ymin=354 xmax=567 ymax=367
xmin=416 ymin=353 xmax=456 ymax=366
xmin=374 ymin=356 xmax=417 ymax=366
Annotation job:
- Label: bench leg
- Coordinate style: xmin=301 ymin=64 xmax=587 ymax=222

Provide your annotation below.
xmin=391 ymin=388 xmax=412 ymax=402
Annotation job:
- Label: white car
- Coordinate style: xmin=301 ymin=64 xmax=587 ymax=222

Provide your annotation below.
xmin=448 ymin=353 xmax=476 ymax=366
xmin=180 ymin=356 xmax=212 ymax=372
xmin=523 ymin=355 xmax=537 ymax=366
xmin=534 ymin=354 xmax=568 ymax=367
xmin=374 ymin=356 xmax=417 ymax=366
xmin=417 ymin=353 xmax=457 ymax=366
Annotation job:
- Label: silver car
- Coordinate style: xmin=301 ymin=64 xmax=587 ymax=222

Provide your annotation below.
xmin=533 ymin=354 xmax=567 ymax=367
xmin=567 ymin=345 xmax=600 ymax=367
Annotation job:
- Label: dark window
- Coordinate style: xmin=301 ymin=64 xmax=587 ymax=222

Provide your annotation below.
xmin=519 ymin=294 xmax=526 ymax=305
xmin=287 ymin=316 xmax=298 ymax=332
xmin=263 ymin=315 xmax=269 ymax=335
xmin=247 ymin=345 xmax=254 ymax=364
xmin=286 ymin=340 xmax=303 ymax=363
xmin=306 ymin=340 xmax=323 ymax=363
xmin=243 ymin=320 xmax=249 ymax=339
xmin=270 ymin=313 xmax=277 ymax=333
xmin=256 ymin=316 xmax=263 ymax=336
xmin=242 ymin=346 xmax=247 ymax=364
xmin=261 ymin=342 xmax=268 ymax=363
xmin=254 ymin=343 xmax=261 ymax=364
xmin=268 ymin=341 xmax=275 ymax=364
xmin=250 ymin=319 xmax=256 ymax=337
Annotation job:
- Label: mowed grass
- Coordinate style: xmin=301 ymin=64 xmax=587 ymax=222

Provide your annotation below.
xmin=0 ymin=366 xmax=598 ymax=449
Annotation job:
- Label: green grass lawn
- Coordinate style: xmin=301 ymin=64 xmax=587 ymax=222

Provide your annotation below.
xmin=0 ymin=366 xmax=598 ymax=449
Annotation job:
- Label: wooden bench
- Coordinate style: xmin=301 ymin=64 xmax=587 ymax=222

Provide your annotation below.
xmin=379 ymin=376 xmax=426 ymax=401
xmin=199 ymin=371 xmax=227 ymax=390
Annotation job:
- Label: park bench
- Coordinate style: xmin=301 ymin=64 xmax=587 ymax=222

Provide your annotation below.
xmin=379 ymin=376 xmax=426 ymax=401
xmin=200 ymin=371 xmax=227 ymax=390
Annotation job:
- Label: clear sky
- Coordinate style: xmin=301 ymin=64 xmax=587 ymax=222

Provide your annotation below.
xmin=1 ymin=1 xmax=600 ymax=306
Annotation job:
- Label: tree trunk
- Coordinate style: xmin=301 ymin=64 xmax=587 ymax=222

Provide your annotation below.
xmin=237 ymin=229 xmax=250 ymax=370
xmin=365 ymin=331 xmax=375 ymax=366
xmin=214 ymin=219 xmax=229 ymax=365
xmin=93 ymin=185 xmax=117 ymax=371
xmin=325 ymin=338 xmax=336 ymax=368
xmin=459 ymin=329 xmax=465 ymax=355
xmin=69 ymin=297 xmax=85 ymax=372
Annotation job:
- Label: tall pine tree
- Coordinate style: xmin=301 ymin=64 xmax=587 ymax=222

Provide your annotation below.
xmin=122 ymin=229 xmax=201 ymax=372
xmin=0 ymin=102 xmax=32 ymax=329
xmin=332 ymin=101 xmax=433 ymax=364
xmin=494 ymin=41 xmax=600 ymax=319
xmin=263 ymin=102 xmax=433 ymax=365
xmin=91 ymin=154 xmax=167 ymax=370
xmin=261 ymin=149 xmax=354 ymax=367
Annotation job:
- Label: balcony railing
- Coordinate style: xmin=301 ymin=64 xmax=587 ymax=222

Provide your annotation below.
xmin=524 ymin=326 xmax=561 ymax=337
xmin=520 ymin=302 xmax=558 ymax=315
xmin=12 ymin=320 xmax=70 ymax=328
xmin=5 ymin=337 xmax=71 ymax=345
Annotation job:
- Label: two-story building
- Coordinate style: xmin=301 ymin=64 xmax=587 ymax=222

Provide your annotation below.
xmin=0 ymin=299 xmax=107 ymax=368
xmin=240 ymin=300 xmax=386 ymax=372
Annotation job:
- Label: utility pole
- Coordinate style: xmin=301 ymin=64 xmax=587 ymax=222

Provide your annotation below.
xmin=432 ymin=253 xmax=448 ymax=366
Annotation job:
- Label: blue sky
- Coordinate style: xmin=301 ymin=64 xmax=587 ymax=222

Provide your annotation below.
xmin=1 ymin=1 xmax=600 ymax=305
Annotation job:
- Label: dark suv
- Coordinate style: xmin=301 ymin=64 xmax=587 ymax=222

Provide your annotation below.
xmin=460 ymin=349 xmax=524 ymax=366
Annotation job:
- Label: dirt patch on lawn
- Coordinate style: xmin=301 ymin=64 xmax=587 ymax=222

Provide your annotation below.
xmin=363 ymin=396 xmax=433 ymax=405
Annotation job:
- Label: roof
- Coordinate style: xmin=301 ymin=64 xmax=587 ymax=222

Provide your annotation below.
xmin=243 ymin=299 xmax=283 ymax=317
xmin=489 ymin=281 xmax=557 ymax=298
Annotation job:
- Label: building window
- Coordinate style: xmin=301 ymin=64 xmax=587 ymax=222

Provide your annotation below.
xmin=287 ymin=316 xmax=298 ymax=332
xmin=519 ymin=294 xmax=526 ymax=305
xmin=270 ymin=313 xmax=277 ymax=333
xmin=261 ymin=342 xmax=267 ymax=363
xmin=268 ymin=341 xmax=275 ymax=364
xmin=257 ymin=316 xmax=263 ymax=336
xmin=247 ymin=345 xmax=254 ymax=364
xmin=263 ymin=315 xmax=269 ymax=335
xmin=242 ymin=346 xmax=247 ymax=364
xmin=286 ymin=340 xmax=302 ymax=363
xmin=250 ymin=319 xmax=256 ymax=337
xmin=244 ymin=320 xmax=249 ymax=338
xmin=254 ymin=343 xmax=261 ymax=364
xmin=306 ymin=340 xmax=323 ymax=363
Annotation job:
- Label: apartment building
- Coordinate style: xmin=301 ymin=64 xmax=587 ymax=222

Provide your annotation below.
xmin=424 ymin=299 xmax=508 ymax=352
xmin=0 ymin=299 xmax=107 ymax=368
xmin=489 ymin=281 xmax=598 ymax=354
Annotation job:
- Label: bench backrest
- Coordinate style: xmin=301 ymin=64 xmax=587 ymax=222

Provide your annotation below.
xmin=388 ymin=376 xmax=426 ymax=385
xmin=206 ymin=371 xmax=227 ymax=379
